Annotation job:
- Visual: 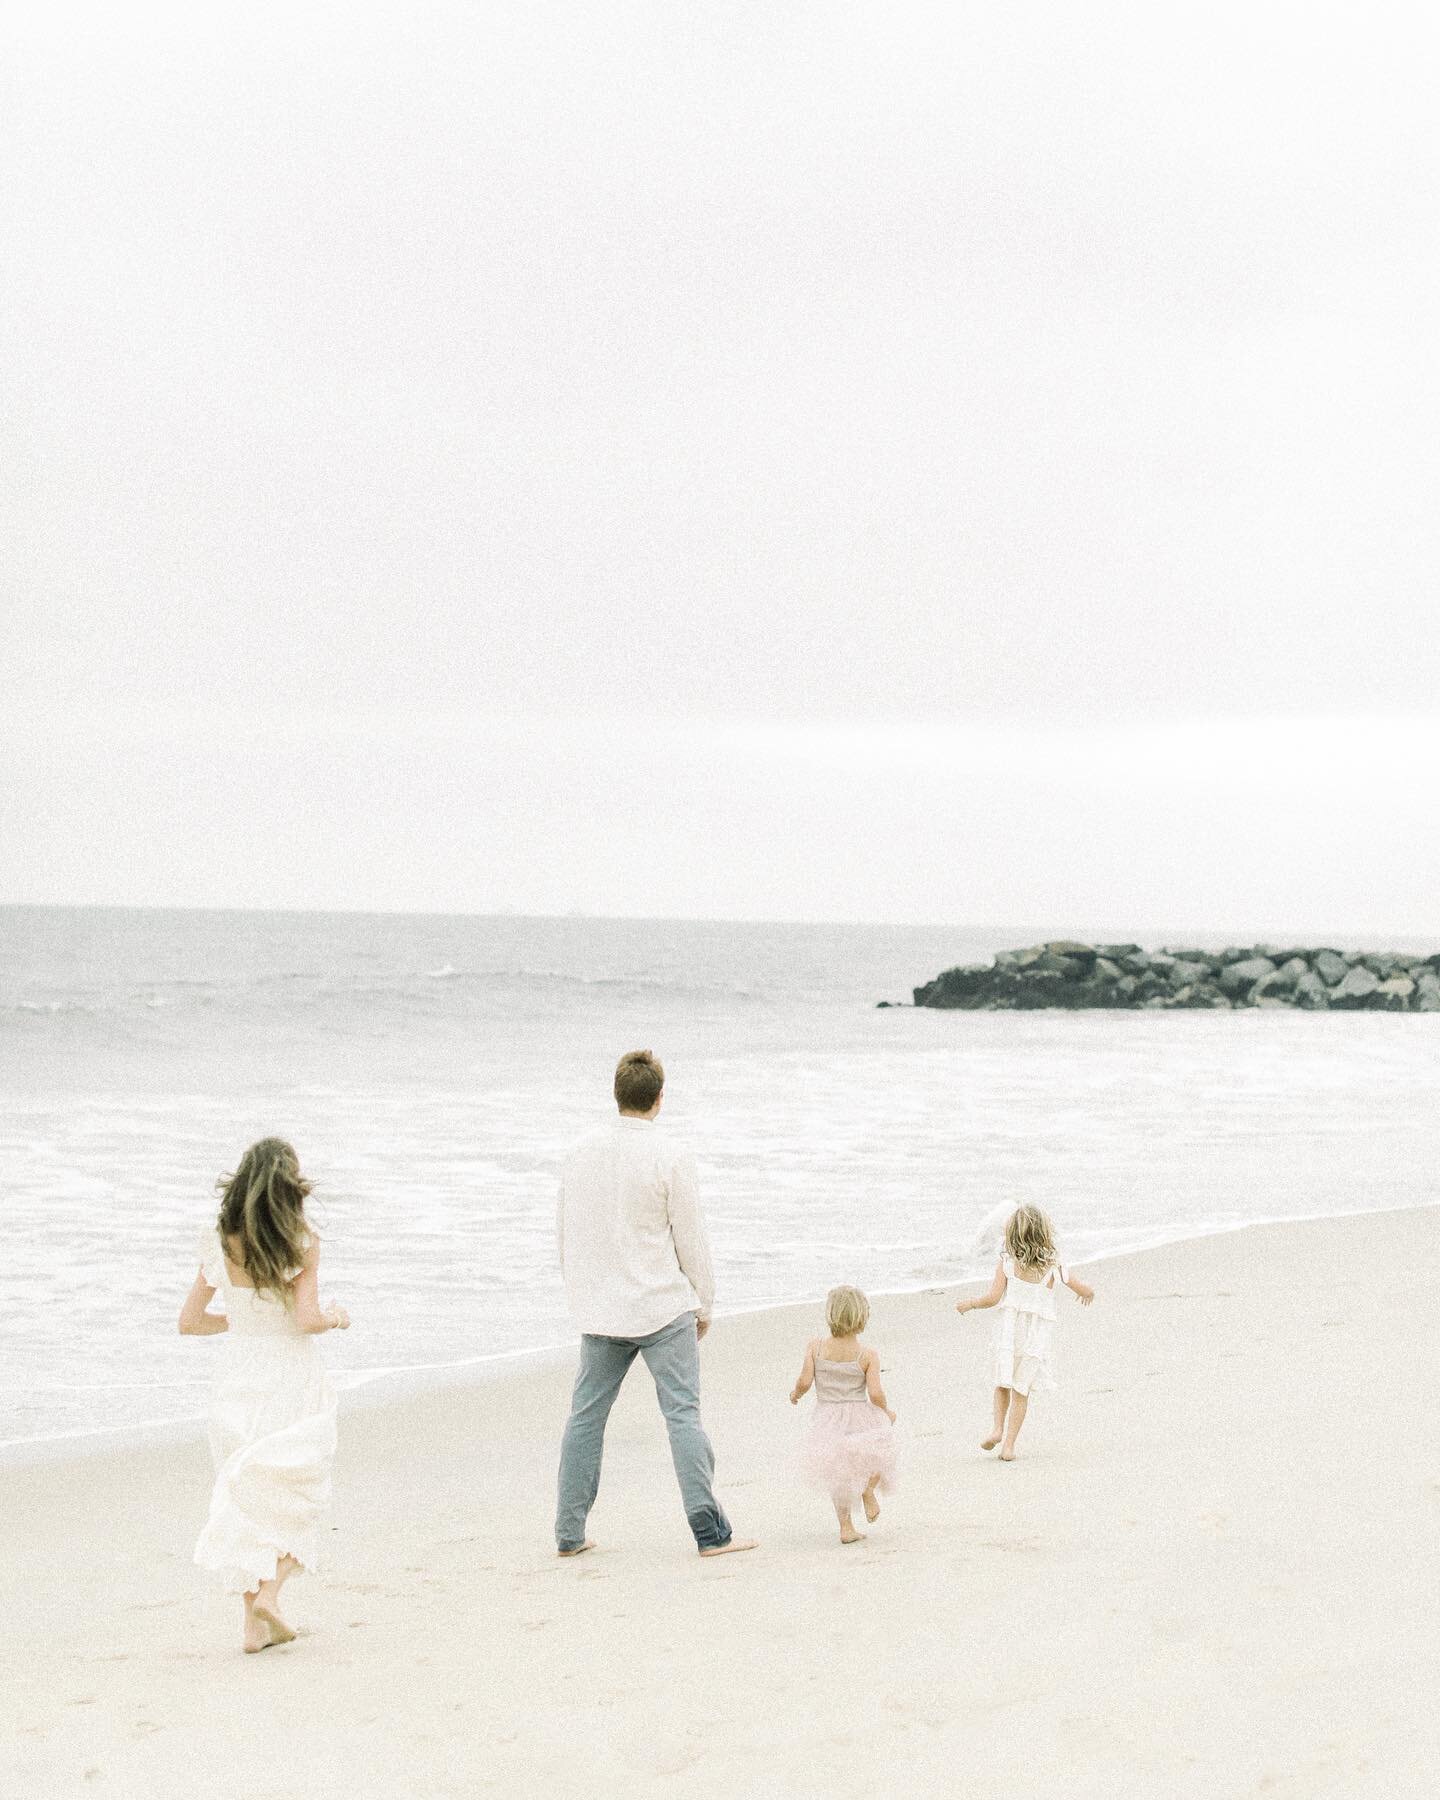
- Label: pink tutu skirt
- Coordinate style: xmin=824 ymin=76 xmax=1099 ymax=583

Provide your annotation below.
xmin=802 ymin=1400 xmax=899 ymax=1506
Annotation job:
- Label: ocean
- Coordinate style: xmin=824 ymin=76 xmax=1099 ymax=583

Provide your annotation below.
xmin=3 ymin=905 xmax=1438 ymax=1451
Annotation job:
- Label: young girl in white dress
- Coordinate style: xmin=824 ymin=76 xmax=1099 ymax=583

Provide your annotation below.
xmin=790 ymin=1285 xmax=898 ymax=1544
xmin=956 ymin=1205 xmax=1093 ymax=1460
xmin=178 ymin=1138 xmax=350 ymax=1653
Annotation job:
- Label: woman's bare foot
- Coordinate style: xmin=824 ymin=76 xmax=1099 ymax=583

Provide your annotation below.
xmin=698 ymin=1538 xmax=759 ymax=1557
xmin=557 ymin=1540 xmax=597 ymax=1558
xmin=862 ymin=1488 xmax=881 ymax=1523
xmin=242 ymin=1591 xmax=294 ymax=1653
xmin=251 ymin=1579 xmax=296 ymax=1645
xmin=981 ymin=1434 xmax=1002 ymax=1451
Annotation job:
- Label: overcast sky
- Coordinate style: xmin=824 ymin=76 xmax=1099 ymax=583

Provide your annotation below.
xmin=3 ymin=2 xmax=1437 ymax=930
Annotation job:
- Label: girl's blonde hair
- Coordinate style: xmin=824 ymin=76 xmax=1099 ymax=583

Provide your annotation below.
xmin=826 ymin=1284 xmax=870 ymax=1336
xmin=1005 ymin=1205 xmax=1058 ymax=1271
xmin=216 ymin=1137 xmax=313 ymax=1305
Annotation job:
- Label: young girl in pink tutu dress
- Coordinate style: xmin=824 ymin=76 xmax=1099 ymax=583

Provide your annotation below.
xmin=790 ymin=1285 xmax=898 ymax=1544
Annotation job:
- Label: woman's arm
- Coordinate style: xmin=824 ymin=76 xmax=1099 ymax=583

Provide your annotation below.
xmin=789 ymin=1342 xmax=817 ymax=1404
xmin=861 ymin=1348 xmax=896 ymax=1422
xmin=178 ymin=1269 xmax=228 ymax=1336
xmin=956 ymin=1258 xmax=1007 ymax=1315
xmin=290 ymin=1240 xmax=350 ymax=1334
xmin=1065 ymin=1269 xmax=1095 ymax=1305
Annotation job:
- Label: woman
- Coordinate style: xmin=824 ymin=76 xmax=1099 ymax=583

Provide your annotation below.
xmin=179 ymin=1137 xmax=349 ymax=1653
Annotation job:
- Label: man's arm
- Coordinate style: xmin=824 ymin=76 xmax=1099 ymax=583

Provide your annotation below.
xmin=667 ymin=1150 xmax=715 ymax=1326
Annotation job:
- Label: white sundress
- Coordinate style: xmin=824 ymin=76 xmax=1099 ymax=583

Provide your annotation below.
xmin=989 ymin=1254 xmax=1065 ymax=1397
xmin=192 ymin=1228 xmax=337 ymax=1595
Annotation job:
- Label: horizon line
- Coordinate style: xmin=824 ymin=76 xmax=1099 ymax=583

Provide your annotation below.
xmin=0 ymin=898 xmax=1435 ymax=947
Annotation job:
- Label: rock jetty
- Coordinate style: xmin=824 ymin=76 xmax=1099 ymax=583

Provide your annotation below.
xmin=908 ymin=943 xmax=1440 ymax=1012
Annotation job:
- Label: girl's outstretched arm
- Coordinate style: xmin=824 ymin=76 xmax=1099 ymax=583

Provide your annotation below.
xmin=861 ymin=1347 xmax=896 ymax=1423
xmin=178 ymin=1269 xmax=228 ymax=1335
xmin=790 ymin=1342 xmax=817 ymax=1404
xmin=956 ymin=1258 xmax=1006 ymax=1315
xmin=1065 ymin=1269 xmax=1095 ymax=1305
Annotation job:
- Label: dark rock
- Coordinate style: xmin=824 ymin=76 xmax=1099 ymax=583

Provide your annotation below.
xmin=1415 ymin=972 xmax=1440 ymax=1012
xmin=1249 ymin=973 xmax=1291 ymax=1006
xmin=1045 ymin=941 xmax=1098 ymax=961
xmin=1292 ymin=971 xmax=1330 ymax=1009
xmin=1374 ymin=976 xmax=1416 ymax=1010
xmin=1330 ymin=965 xmax=1381 ymax=1008
xmin=1094 ymin=956 xmax=1124 ymax=982
xmin=1219 ymin=956 xmax=1278 ymax=995
xmin=1033 ymin=952 xmax=1084 ymax=978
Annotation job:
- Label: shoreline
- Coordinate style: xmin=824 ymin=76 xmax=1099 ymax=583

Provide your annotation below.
xmin=3 ymin=1190 xmax=1432 ymax=1470
xmin=5 ymin=1202 xmax=1438 ymax=1798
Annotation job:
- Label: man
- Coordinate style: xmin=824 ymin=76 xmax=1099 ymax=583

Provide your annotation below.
xmin=554 ymin=1049 xmax=756 ymax=1559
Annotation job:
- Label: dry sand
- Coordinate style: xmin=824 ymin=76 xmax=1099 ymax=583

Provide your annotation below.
xmin=3 ymin=1207 xmax=1437 ymax=1799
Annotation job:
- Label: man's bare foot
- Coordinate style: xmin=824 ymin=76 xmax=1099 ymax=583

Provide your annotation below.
xmin=557 ymin=1540 xmax=597 ymax=1558
xmin=698 ymin=1538 xmax=759 ymax=1557
xmin=981 ymin=1434 xmax=1002 ymax=1451
xmin=862 ymin=1489 xmax=881 ymax=1523
xmin=839 ymin=1525 xmax=865 ymax=1544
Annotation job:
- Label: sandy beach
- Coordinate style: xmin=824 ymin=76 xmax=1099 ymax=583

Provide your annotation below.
xmin=3 ymin=1205 xmax=1436 ymax=1800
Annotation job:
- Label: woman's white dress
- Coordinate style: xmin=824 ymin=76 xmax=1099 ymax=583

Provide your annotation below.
xmin=192 ymin=1228 xmax=337 ymax=1594
xmin=989 ymin=1254 xmax=1064 ymax=1396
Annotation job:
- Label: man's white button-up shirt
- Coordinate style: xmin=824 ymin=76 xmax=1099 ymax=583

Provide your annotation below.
xmin=557 ymin=1115 xmax=716 ymax=1339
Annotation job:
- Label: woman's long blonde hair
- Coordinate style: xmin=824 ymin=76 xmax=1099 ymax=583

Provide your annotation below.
xmin=216 ymin=1138 xmax=313 ymax=1304
xmin=1004 ymin=1204 xmax=1058 ymax=1271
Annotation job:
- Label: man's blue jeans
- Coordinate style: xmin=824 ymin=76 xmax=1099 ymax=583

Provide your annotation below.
xmin=555 ymin=1311 xmax=733 ymax=1553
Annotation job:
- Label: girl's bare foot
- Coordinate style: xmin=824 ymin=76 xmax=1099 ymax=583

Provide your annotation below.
xmin=243 ymin=1611 xmax=272 ymax=1654
xmin=862 ymin=1488 xmax=881 ymax=1523
xmin=839 ymin=1524 xmax=865 ymax=1544
xmin=998 ymin=1446 xmax=1016 ymax=1462
xmin=557 ymin=1540 xmax=597 ymax=1558
xmin=698 ymin=1538 xmax=759 ymax=1557
xmin=981 ymin=1434 xmax=1002 ymax=1451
